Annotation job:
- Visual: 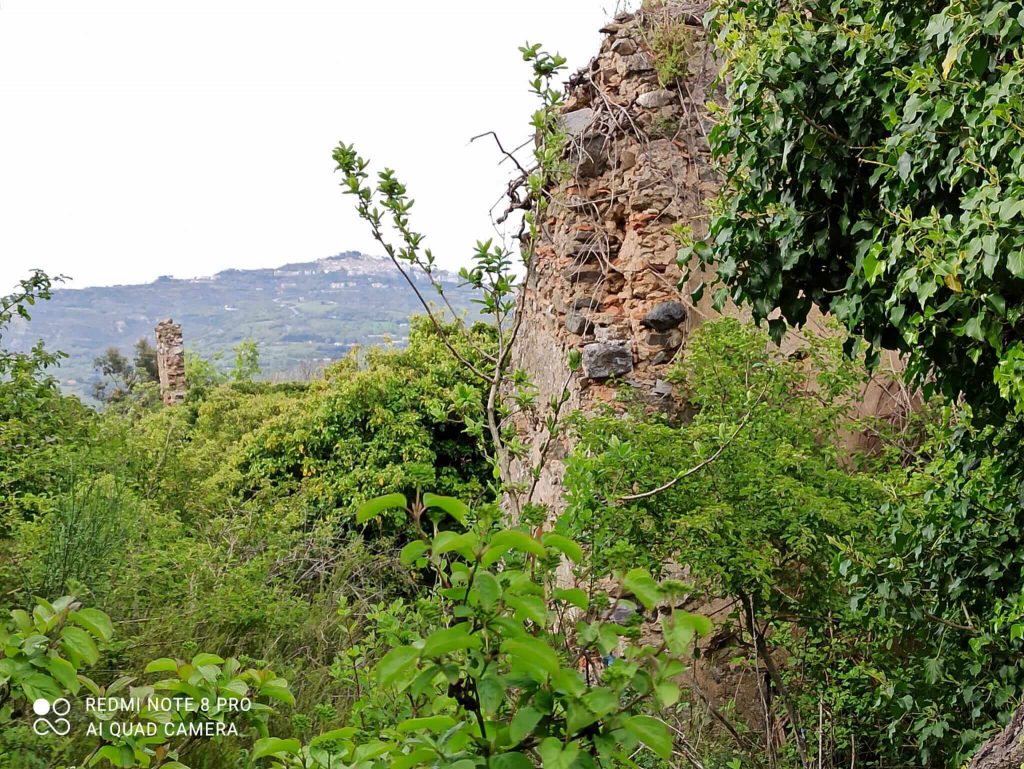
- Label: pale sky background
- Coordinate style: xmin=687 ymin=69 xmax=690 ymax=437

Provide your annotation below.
xmin=0 ymin=0 xmax=629 ymax=293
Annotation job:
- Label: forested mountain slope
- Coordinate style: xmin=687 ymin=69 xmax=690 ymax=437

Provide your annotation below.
xmin=4 ymin=252 xmax=477 ymax=399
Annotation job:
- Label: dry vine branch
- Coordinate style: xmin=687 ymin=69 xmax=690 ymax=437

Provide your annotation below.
xmin=616 ymin=382 xmax=769 ymax=503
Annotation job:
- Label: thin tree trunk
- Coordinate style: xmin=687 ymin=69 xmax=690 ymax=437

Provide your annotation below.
xmin=969 ymin=704 xmax=1024 ymax=769
xmin=740 ymin=592 xmax=810 ymax=769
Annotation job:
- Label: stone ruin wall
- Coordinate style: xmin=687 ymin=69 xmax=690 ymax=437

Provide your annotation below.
xmin=507 ymin=4 xmax=914 ymax=741
xmin=155 ymin=319 xmax=187 ymax=406
xmin=510 ymin=4 xmax=912 ymax=517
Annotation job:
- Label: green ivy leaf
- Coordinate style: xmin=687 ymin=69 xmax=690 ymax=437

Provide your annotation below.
xmin=397 ymin=715 xmax=458 ymax=733
xmin=376 ymin=645 xmax=419 ymax=687
xmin=60 ymin=626 xmax=99 ymax=666
xmin=541 ymin=532 xmax=583 ymax=562
xmin=421 ymin=625 xmax=480 ymax=658
xmin=69 ymin=608 xmax=113 ymax=644
xmin=483 ymin=530 xmax=545 ymax=566
xmin=623 ymin=568 xmax=662 ymax=610
xmin=144 ymin=658 xmax=179 ymax=674
xmin=621 ymin=715 xmax=672 ymax=759
xmin=400 ymin=540 xmax=428 ymax=566
xmin=422 ymin=493 xmax=470 ymax=524
xmin=355 ymin=493 xmax=407 ymax=524
xmin=46 ymin=656 xmax=80 ymax=694
xmin=252 ymin=737 xmax=301 ymax=761
xmin=509 ymin=706 xmax=544 ymax=744
xmin=501 ymin=637 xmax=560 ymax=680
xmin=492 ymin=752 xmax=534 ymax=769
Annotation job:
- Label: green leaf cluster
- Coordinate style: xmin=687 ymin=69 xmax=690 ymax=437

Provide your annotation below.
xmin=697 ymin=0 xmax=1024 ymax=421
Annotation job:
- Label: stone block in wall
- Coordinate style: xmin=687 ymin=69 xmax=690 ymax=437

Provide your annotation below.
xmin=565 ymin=313 xmax=594 ymax=336
xmin=560 ymin=108 xmax=596 ymax=138
xmin=641 ymin=300 xmax=687 ymax=331
xmin=646 ymin=329 xmax=684 ymax=350
xmin=582 ymin=340 xmax=633 ymax=379
xmin=636 ymin=89 xmax=676 ymax=109
xmin=563 ymin=264 xmax=605 ymax=284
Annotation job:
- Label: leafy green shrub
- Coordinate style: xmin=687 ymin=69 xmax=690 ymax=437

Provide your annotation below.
xmin=563 ymin=320 xmax=887 ymax=766
xmin=261 ymin=491 xmax=709 ymax=769
xmin=17 ymin=474 xmax=139 ymax=600
xmin=831 ymin=419 xmax=1024 ymax=766
xmin=646 ymin=14 xmax=693 ymax=86
xmin=695 ymin=0 xmax=1024 ymax=423
xmin=233 ymin=319 xmax=493 ymax=525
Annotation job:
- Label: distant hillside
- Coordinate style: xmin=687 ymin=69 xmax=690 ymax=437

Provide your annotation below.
xmin=7 ymin=252 xmax=480 ymax=400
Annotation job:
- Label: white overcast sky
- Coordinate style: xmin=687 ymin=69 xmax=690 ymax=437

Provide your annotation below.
xmin=0 ymin=0 xmax=627 ymax=292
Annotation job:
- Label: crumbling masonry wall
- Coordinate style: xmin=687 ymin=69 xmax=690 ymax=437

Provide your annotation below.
xmin=506 ymin=1 xmax=913 ymax=747
xmin=155 ymin=319 xmax=187 ymax=405
xmin=510 ymin=6 xmax=723 ymax=510
xmin=510 ymin=5 xmax=911 ymax=515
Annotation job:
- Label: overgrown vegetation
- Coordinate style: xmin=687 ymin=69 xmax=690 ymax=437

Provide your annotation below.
xmin=681 ymin=1 xmax=1024 ymax=766
xmin=4 ymin=5 xmax=1024 ymax=769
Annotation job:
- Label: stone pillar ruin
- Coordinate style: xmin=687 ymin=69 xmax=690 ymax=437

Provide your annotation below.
xmin=155 ymin=319 xmax=187 ymax=405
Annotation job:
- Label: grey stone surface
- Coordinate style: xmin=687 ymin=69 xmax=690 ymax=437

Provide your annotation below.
xmin=572 ymin=296 xmax=601 ymax=311
xmin=636 ymin=89 xmax=676 ymax=109
xmin=641 ymin=300 xmax=687 ymax=331
xmin=571 ymin=136 xmax=609 ymax=178
xmin=567 ymin=240 xmax=606 ymax=262
xmin=647 ymin=329 xmax=684 ymax=349
xmin=583 ymin=341 xmax=633 ymax=379
xmin=653 ymin=379 xmax=674 ymax=396
xmin=611 ymin=38 xmax=637 ymax=56
xmin=565 ymin=313 xmax=594 ymax=336
xmin=563 ymin=264 xmax=603 ymax=284
xmin=560 ymin=108 xmax=596 ymax=138
xmin=155 ymin=319 xmax=187 ymax=405
xmin=619 ymin=53 xmax=654 ymax=74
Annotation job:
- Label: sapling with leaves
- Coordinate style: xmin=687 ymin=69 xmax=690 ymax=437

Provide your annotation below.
xmin=0 ymin=269 xmax=67 ymax=380
xmin=332 ymin=45 xmax=572 ymax=516
xmin=0 ymin=597 xmax=303 ymax=769
xmin=265 ymin=490 xmax=712 ymax=769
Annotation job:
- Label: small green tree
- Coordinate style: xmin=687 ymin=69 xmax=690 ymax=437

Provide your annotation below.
xmin=92 ymin=347 xmax=141 ymax=403
xmin=231 ymin=341 xmax=261 ymax=384
xmin=133 ymin=338 xmax=160 ymax=383
xmin=692 ymin=0 xmax=1024 ymax=423
xmin=333 ymin=44 xmax=573 ymax=516
xmin=262 ymin=491 xmax=707 ymax=769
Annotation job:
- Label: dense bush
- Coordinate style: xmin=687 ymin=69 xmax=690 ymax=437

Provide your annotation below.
xmin=696 ymin=0 xmax=1024 ymax=423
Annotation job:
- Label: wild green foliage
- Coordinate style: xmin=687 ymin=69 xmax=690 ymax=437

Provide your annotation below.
xmin=332 ymin=44 xmax=572 ymax=515
xmin=832 ymin=419 xmax=1024 ymax=765
xmin=4 ymin=476 xmax=704 ymax=769
xmin=563 ymin=319 xmax=887 ymax=767
xmin=91 ymin=340 xmax=161 ymax=405
xmin=300 ymin=492 xmax=708 ymax=769
xmin=0 ymin=596 xmax=112 ymax=708
xmin=232 ymin=319 xmax=493 ymax=522
xmin=0 ymin=272 xmax=95 ymax=530
xmin=184 ymin=339 xmax=262 ymax=398
xmin=1 ymin=596 xmax=302 ymax=769
xmin=692 ymin=0 xmax=1024 ymax=421
xmin=644 ymin=11 xmax=693 ymax=86
xmin=0 ymin=270 xmax=66 ymax=380
xmin=686 ymin=5 xmax=1024 ymax=764
xmin=0 ymin=289 xmax=498 ymax=767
